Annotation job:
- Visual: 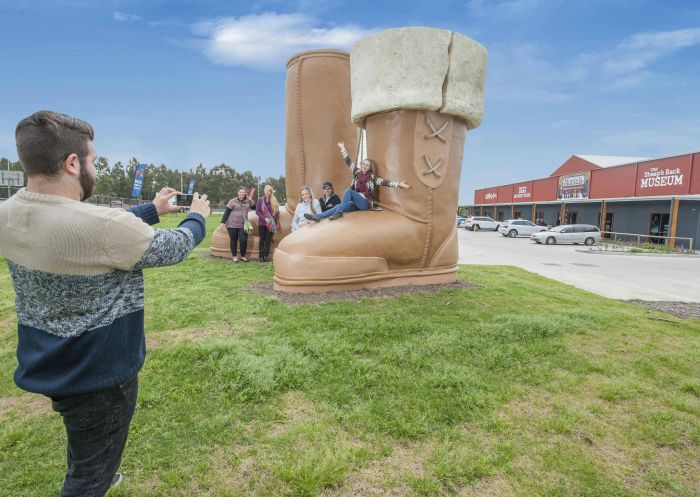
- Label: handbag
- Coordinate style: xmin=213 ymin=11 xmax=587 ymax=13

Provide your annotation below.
xmin=243 ymin=219 xmax=253 ymax=234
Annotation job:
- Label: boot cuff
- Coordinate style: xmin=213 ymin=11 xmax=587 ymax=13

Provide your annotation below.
xmin=350 ymin=27 xmax=487 ymax=129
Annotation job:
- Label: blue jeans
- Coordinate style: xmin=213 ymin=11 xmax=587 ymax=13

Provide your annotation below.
xmin=51 ymin=376 xmax=138 ymax=497
xmin=318 ymin=189 xmax=369 ymax=219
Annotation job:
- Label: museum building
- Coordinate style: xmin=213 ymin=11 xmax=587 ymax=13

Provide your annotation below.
xmin=467 ymin=151 xmax=700 ymax=249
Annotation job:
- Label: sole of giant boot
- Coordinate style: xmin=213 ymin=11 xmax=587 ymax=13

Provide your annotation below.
xmin=271 ymin=211 xmax=460 ymax=293
xmin=272 ymin=257 xmax=457 ymax=293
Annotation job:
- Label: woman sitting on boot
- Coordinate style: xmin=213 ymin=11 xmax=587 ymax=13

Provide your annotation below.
xmin=305 ymin=141 xmax=410 ymax=222
xmin=291 ymin=186 xmax=321 ymax=232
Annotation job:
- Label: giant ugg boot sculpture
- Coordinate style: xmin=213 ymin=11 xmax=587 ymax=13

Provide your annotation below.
xmin=210 ymin=49 xmax=358 ymax=260
xmin=273 ymin=28 xmax=487 ymax=292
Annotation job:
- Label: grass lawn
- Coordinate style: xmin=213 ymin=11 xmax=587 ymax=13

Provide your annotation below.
xmin=0 ymin=214 xmax=698 ymax=496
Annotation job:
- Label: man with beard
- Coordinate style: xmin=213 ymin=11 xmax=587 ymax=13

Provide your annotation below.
xmin=0 ymin=110 xmax=211 ymax=496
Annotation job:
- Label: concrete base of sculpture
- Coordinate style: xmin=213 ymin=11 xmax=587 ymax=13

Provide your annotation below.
xmin=209 ymin=210 xmax=290 ymax=260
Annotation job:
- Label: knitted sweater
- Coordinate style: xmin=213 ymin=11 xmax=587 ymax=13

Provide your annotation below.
xmin=0 ymin=189 xmax=206 ymax=398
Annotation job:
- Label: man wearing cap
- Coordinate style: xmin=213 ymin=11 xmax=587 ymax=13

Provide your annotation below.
xmin=319 ymin=181 xmax=341 ymax=212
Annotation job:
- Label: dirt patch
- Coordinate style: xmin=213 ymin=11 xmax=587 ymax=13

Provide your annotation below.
xmin=623 ymin=300 xmax=700 ymax=320
xmin=251 ymin=280 xmax=479 ymax=306
xmin=324 ymin=443 xmax=429 ymax=497
xmin=146 ymin=317 xmax=269 ymax=348
xmin=267 ymin=391 xmax=324 ymax=438
xmin=0 ymin=392 xmax=53 ymax=419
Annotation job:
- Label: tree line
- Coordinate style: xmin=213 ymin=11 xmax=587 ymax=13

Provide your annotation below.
xmin=1 ymin=157 xmax=286 ymax=205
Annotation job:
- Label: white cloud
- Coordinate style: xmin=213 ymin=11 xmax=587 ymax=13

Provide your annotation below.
xmin=191 ymin=12 xmax=374 ymax=70
xmin=574 ymin=26 xmax=700 ymax=88
xmin=113 ymin=11 xmax=143 ymax=23
xmin=149 ymin=18 xmax=183 ymax=28
xmin=487 ymin=26 xmax=700 ymax=104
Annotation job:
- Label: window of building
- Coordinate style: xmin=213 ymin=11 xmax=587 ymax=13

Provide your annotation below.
xmin=649 ymin=213 xmax=670 ymax=244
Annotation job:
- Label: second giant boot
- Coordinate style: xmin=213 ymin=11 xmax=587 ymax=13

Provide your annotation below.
xmin=273 ymin=28 xmax=487 ymax=292
xmin=211 ymin=49 xmax=358 ymax=259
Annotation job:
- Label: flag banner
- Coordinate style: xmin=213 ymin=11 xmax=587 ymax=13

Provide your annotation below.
xmin=131 ymin=164 xmax=147 ymax=197
xmin=248 ymin=187 xmax=256 ymax=199
xmin=187 ymin=179 xmax=196 ymax=194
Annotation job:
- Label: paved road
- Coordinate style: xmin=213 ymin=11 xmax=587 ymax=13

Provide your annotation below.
xmin=457 ymin=228 xmax=700 ymax=302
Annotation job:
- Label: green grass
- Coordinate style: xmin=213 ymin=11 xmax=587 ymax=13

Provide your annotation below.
xmin=0 ymin=214 xmax=698 ymax=496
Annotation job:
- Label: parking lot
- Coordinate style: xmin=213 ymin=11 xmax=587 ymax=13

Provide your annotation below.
xmin=458 ymin=228 xmax=700 ymax=302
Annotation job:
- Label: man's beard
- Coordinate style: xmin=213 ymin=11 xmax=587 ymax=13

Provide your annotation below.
xmin=79 ymin=161 xmax=95 ymax=201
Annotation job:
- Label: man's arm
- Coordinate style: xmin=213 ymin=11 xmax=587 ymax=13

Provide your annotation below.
xmin=131 ymin=213 xmax=206 ymax=269
xmin=128 ymin=203 xmax=160 ymax=226
xmin=127 ymin=187 xmax=183 ymax=226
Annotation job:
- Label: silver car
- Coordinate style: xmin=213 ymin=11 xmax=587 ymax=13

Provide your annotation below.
xmin=531 ymin=224 xmax=602 ymax=245
xmin=498 ymin=219 xmax=547 ymax=238
xmin=465 ymin=216 xmax=499 ymax=231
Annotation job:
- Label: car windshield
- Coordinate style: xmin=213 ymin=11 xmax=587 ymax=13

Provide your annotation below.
xmin=549 ymin=226 xmax=565 ymax=232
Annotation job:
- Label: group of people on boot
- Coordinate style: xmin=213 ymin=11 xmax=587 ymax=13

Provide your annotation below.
xmin=221 ymin=141 xmax=410 ymax=262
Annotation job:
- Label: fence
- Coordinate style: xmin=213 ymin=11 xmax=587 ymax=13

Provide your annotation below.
xmin=0 ymin=186 xmax=21 ymax=200
xmin=600 ymin=231 xmax=694 ymax=253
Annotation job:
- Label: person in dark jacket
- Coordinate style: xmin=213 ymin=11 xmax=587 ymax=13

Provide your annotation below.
xmin=319 ymin=181 xmax=341 ymax=212
xmin=220 ymin=187 xmax=255 ymax=261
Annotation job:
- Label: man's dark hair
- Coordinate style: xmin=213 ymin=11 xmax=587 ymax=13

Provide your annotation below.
xmin=15 ymin=110 xmax=94 ymax=176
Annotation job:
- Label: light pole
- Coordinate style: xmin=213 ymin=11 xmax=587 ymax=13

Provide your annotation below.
xmin=6 ymin=158 xmax=10 ymax=199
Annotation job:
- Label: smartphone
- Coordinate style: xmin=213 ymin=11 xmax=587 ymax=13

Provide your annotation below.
xmin=176 ymin=194 xmax=194 ymax=207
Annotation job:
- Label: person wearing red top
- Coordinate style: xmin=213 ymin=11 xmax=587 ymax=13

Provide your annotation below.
xmin=305 ymin=141 xmax=410 ymax=222
xmin=255 ymin=185 xmax=281 ymax=262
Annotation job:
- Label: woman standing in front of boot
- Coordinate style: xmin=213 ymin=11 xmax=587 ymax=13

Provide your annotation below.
xmin=220 ymin=186 xmax=255 ymax=262
xmin=256 ymin=185 xmax=280 ymax=262
xmin=305 ymin=141 xmax=410 ymax=222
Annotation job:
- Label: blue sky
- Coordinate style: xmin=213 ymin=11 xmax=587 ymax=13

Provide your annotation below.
xmin=1 ymin=0 xmax=699 ymax=203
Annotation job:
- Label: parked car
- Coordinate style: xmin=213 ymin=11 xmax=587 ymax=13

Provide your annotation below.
xmin=498 ymin=219 xmax=547 ymax=238
xmin=531 ymin=224 xmax=602 ymax=245
xmin=464 ymin=216 xmax=500 ymax=231
xmin=457 ymin=217 xmax=467 ymax=228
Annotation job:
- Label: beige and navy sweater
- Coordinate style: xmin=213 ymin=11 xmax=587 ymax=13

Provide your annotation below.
xmin=0 ymin=189 xmax=206 ymax=398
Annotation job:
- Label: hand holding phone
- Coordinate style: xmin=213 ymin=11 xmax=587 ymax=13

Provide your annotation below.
xmin=188 ymin=193 xmax=211 ymax=218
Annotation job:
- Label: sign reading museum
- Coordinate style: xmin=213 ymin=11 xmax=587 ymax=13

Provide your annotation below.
xmin=635 ymin=160 xmax=691 ymax=196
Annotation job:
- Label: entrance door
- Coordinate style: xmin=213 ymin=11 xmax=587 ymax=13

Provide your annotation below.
xmin=565 ymin=211 xmax=578 ymax=224
xmin=649 ymin=213 xmax=670 ymax=244
xmin=604 ymin=212 xmax=613 ymax=238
